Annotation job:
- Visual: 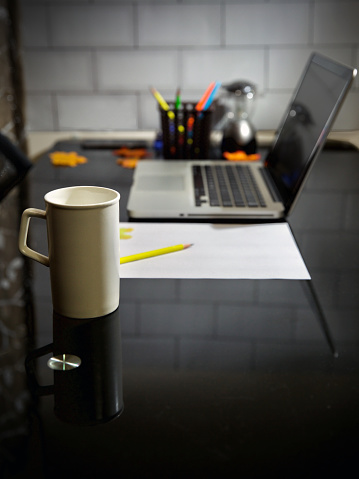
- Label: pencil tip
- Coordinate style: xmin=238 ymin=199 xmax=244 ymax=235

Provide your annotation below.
xmin=184 ymin=243 xmax=193 ymax=249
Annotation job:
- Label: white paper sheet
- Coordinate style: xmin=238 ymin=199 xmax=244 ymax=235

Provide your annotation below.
xmin=119 ymin=222 xmax=310 ymax=280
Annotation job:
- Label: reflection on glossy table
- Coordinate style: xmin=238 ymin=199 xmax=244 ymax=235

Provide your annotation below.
xmin=1 ymin=140 xmax=359 ymax=478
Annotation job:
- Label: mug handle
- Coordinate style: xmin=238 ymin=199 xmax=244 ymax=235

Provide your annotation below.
xmin=19 ymin=208 xmax=50 ymax=267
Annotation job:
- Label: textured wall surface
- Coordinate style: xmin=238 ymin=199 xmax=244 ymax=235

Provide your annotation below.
xmin=0 ymin=0 xmax=32 ymax=472
xmin=19 ymin=0 xmax=359 ymax=133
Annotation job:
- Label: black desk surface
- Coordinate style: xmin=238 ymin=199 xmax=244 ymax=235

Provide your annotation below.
xmin=1 ymin=140 xmax=359 ymax=478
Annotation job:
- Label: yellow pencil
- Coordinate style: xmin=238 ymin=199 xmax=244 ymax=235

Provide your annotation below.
xmin=150 ymin=86 xmax=175 ymax=119
xmin=120 ymin=243 xmax=192 ymax=264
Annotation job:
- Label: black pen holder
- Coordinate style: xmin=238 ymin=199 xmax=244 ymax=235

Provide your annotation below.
xmin=159 ymin=102 xmax=213 ymax=159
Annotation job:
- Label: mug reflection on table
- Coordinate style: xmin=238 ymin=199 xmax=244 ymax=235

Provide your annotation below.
xmin=25 ymin=307 xmax=124 ymax=426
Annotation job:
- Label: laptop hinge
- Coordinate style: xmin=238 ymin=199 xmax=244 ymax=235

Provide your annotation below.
xmin=260 ymin=168 xmax=282 ymax=203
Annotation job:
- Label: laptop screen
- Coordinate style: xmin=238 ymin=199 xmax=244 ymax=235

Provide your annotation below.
xmin=265 ymin=53 xmax=356 ymax=214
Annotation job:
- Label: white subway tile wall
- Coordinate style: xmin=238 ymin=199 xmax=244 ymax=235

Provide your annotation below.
xmin=23 ymin=51 xmax=94 ymax=91
xmin=138 ymin=4 xmax=222 ymax=46
xmin=49 ymin=5 xmax=135 ymax=47
xmin=57 ymin=94 xmax=138 ymax=129
xmin=19 ymin=0 xmax=359 ymax=132
xmin=225 ymin=3 xmax=310 ymax=46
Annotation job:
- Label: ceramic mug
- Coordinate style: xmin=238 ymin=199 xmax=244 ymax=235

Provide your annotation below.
xmin=19 ymin=186 xmax=120 ymax=318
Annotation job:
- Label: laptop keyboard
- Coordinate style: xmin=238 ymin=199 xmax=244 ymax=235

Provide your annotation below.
xmin=193 ymin=164 xmax=267 ymax=208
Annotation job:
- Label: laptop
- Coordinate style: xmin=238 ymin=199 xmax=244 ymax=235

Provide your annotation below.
xmin=127 ymin=53 xmax=357 ymax=221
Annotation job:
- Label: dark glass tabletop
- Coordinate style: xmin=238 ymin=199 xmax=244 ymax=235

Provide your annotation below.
xmin=1 ymin=139 xmax=359 ymax=478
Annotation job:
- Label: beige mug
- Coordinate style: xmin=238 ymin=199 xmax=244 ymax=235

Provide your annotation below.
xmin=19 ymin=186 xmax=120 ymax=318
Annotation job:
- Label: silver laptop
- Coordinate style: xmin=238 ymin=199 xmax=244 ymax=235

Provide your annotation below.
xmin=128 ymin=53 xmax=357 ymax=221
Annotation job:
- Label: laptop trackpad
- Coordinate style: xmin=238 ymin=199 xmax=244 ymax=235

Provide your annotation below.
xmin=137 ymin=175 xmax=185 ymax=191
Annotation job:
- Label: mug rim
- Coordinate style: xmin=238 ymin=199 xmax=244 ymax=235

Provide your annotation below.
xmin=44 ymin=186 xmax=120 ymax=209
